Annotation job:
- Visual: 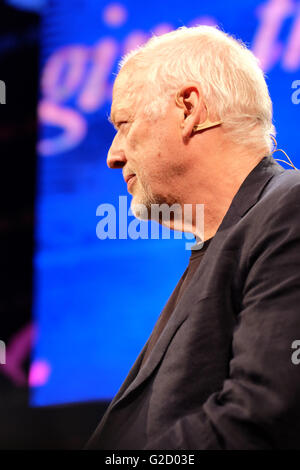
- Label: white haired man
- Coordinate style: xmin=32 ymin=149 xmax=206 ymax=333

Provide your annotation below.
xmin=86 ymin=26 xmax=300 ymax=450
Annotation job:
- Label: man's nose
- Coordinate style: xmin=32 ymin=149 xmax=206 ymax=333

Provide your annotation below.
xmin=107 ymin=145 xmax=127 ymax=169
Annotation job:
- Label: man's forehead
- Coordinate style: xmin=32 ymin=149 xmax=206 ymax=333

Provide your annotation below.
xmin=113 ymin=68 xmax=134 ymax=98
xmin=110 ymin=74 xmax=130 ymax=113
xmin=110 ymin=86 xmax=133 ymax=121
xmin=110 ymin=69 xmax=143 ymax=122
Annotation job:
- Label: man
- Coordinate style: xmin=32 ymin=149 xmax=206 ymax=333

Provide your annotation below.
xmin=86 ymin=25 xmax=300 ymax=449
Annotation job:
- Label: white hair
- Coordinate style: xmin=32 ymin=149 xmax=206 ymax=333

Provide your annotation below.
xmin=119 ymin=25 xmax=275 ymax=154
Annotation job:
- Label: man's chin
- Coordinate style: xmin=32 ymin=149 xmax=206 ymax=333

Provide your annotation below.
xmin=130 ymin=199 xmax=151 ymax=220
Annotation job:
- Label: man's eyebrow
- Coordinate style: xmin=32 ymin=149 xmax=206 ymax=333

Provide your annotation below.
xmin=109 ymin=107 xmax=130 ymax=121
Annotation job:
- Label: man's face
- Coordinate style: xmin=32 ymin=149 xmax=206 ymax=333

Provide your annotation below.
xmin=107 ymin=67 xmax=189 ymax=219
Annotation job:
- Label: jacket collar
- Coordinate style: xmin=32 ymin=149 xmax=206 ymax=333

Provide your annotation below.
xmin=218 ymin=155 xmax=285 ymax=231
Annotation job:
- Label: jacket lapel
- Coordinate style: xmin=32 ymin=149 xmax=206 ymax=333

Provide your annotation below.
xmin=110 ymin=155 xmax=285 ymax=410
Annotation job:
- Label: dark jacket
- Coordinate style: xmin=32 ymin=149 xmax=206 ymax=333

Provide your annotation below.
xmin=86 ymin=155 xmax=300 ymax=450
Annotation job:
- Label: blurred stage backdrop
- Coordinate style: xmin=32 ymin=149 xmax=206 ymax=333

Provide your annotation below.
xmin=1 ymin=0 xmax=300 ymax=448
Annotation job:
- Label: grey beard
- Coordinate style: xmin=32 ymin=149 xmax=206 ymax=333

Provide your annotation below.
xmin=130 ymin=174 xmax=180 ymax=223
xmin=131 ymin=193 xmax=182 ymax=225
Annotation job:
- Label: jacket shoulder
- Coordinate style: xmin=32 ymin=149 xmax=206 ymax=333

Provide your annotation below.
xmin=255 ymin=168 xmax=300 ymax=217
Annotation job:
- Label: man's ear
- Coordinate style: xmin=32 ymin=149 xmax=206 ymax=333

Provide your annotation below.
xmin=175 ymin=83 xmax=207 ymax=140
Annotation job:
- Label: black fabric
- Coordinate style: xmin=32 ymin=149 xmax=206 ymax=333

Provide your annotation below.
xmin=140 ymin=237 xmax=213 ymax=368
xmin=86 ymin=155 xmax=300 ymax=450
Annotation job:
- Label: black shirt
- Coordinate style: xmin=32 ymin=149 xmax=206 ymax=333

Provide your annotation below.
xmin=140 ymin=237 xmax=213 ymax=368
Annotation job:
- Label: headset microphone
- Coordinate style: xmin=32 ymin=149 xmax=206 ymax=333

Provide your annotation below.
xmin=270 ymin=135 xmax=298 ymax=170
